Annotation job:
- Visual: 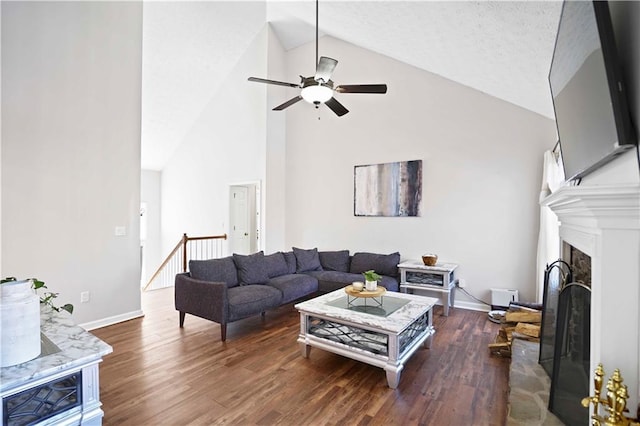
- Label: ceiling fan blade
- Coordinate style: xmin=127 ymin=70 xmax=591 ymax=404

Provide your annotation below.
xmin=325 ymin=97 xmax=349 ymax=117
xmin=315 ymin=57 xmax=338 ymax=83
xmin=335 ymin=84 xmax=388 ymax=94
xmin=273 ymin=96 xmax=303 ymax=111
xmin=248 ymin=77 xmax=300 ymax=88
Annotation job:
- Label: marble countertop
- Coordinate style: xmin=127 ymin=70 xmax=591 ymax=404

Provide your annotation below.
xmin=397 ymin=260 xmax=458 ymax=272
xmin=0 ymin=307 xmax=113 ymax=393
xmin=295 ymin=289 xmax=437 ymax=333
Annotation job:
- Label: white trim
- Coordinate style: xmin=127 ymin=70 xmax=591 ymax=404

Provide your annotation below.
xmin=79 ymin=310 xmax=144 ymax=331
xmin=453 ymin=300 xmax=490 ymax=313
xmin=542 ymin=183 xmax=640 ymax=230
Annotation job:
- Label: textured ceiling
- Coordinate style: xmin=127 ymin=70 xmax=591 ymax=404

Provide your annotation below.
xmin=142 ymin=1 xmax=563 ymax=170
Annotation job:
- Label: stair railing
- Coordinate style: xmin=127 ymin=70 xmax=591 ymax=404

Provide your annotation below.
xmin=143 ymin=233 xmax=227 ymax=291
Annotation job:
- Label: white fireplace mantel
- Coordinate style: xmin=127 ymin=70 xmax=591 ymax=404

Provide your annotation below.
xmin=543 ymin=183 xmax=640 ymax=413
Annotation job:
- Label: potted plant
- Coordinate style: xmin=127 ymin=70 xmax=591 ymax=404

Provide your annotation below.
xmin=1 ymin=277 xmax=74 ymax=314
xmin=362 ymin=270 xmax=381 ymax=291
xmin=1 ymin=277 xmax=74 ymax=367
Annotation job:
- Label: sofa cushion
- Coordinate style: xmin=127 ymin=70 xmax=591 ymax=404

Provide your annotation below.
xmin=293 ymin=247 xmax=323 ymax=273
xmin=233 ymin=251 xmax=269 ymax=285
xmin=189 ymin=256 xmax=239 ymax=288
xmin=350 ymin=252 xmax=401 ymax=278
xmin=305 ymin=271 xmax=362 ymax=293
xmin=318 ymin=250 xmax=350 ymax=272
xmin=267 ymin=274 xmax=319 ymax=304
xmin=283 ymin=251 xmax=297 ymax=274
xmin=264 ymin=252 xmax=290 ymax=278
xmin=227 ymin=285 xmax=282 ymax=321
xmin=306 ymin=270 xmax=400 ymax=293
xmin=378 ymin=275 xmax=400 ymax=292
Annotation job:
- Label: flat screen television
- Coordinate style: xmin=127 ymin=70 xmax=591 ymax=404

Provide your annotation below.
xmin=549 ymin=1 xmax=636 ymax=182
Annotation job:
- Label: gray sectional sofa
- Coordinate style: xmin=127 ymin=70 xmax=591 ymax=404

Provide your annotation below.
xmin=175 ymin=248 xmax=400 ymax=341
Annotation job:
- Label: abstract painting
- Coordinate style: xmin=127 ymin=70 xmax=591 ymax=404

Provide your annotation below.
xmin=354 ymin=160 xmax=422 ymax=217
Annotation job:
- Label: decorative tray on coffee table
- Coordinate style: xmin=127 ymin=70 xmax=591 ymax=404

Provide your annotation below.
xmin=344 ymin=285 xmax=386 ymax=298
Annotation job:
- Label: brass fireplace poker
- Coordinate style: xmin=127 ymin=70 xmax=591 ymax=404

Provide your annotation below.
xmin=582 ymin=363 xmax=640 ymax=426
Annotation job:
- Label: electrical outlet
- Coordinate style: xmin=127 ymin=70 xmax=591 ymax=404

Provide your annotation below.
xmin=457 ymin=279 xmax=466 ymax=288
xmin=114 ymin=226 xmax=126 ymax=236
xmin=80 ymin=291 xmax=90 ymax=303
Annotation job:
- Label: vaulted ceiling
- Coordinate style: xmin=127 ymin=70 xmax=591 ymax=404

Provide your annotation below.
xmin=141 ymin=1 xmax=562 ymax=170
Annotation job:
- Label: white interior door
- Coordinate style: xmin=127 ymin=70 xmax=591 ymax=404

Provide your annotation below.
xmin=229 ymin=186 xmax=251 ymax=255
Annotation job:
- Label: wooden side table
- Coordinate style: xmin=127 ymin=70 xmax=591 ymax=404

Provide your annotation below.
xmin=398 ymin=261 xmax=458 ymax=316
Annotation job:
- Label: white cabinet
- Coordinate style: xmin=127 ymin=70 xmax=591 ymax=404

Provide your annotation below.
xmin=1 ymin=308 xmax=112 ymax=425
xmin=398 ymin=261 xmax=458 ymax=316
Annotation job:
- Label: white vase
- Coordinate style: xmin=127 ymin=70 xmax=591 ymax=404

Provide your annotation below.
xmin=365 ymin=280 xmax=377 ymax=291
xmin=0 ymin=279 xmax=41 ymax=367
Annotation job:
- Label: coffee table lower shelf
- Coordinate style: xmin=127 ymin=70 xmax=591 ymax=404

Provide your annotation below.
xmin=295 ymin=290 xmax=436 ymax=389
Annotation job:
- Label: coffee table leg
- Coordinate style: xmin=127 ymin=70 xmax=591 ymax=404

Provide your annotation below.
xmin=424 ymin=332 xmax=433 ymax=349
xmin=424 ymin=310 xmax=434 ymax=349
xmin=385 ymin=366 xmax=402 ymax=389
xmin=300 ymin=342 xmax=311 ymax=358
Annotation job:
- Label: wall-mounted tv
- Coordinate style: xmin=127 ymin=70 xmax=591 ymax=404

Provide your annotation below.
xmin=549 ymin=1 xmax=637 ymax=182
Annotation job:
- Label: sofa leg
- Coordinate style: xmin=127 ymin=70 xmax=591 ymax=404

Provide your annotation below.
xmin=179 ymin=312 xmax=185 ymax=327
xmin=221 ymin=324 xmax=227 ymax=342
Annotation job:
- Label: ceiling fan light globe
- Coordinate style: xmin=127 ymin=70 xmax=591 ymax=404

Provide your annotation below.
xmin=301 ymin=84 xmax=333 ymax=104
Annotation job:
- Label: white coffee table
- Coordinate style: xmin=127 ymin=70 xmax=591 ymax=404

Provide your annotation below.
xmin=295 ymin=288 xmax=437 ymax=389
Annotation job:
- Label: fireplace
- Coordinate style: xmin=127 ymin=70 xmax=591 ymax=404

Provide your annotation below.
xmin=543 ymin=183 xmax=640 ymax=417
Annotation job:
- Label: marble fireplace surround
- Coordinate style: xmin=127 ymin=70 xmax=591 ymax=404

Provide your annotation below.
xmin=543 ymin=183 xmax=640 ymax=415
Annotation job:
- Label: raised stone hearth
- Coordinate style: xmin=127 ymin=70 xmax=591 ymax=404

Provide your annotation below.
xmin=507 ymin=339 xmax=562 ymax=425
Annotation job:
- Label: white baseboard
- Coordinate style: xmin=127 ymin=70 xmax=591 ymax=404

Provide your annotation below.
xmin=79 ymin=310 xmax=145 ymax=331
xmin=453 ymin=300 xmax=490 ymax=312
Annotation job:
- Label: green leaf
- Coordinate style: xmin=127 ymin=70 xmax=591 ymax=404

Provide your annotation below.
xmin=32 ymin=279 xmax=46 ymax=290
xmin=60 ymin=304 xmax=74 ymax=314
xmin=1 ymin=277 xmax=17 ymax=284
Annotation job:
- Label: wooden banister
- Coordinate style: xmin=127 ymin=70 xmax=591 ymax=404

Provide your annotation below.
xmin=143 ymin=233 xmax=227 ymax=291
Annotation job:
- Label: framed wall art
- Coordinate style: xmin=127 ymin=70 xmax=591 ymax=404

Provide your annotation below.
xmin=354 ymin=160 xmax=422 ymax=217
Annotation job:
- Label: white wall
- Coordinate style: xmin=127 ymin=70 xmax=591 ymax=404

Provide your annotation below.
xmin=141 ymin=170 xmax=162 ymax=285
xmin=264 ymin=25 xmax=288 ymax=253
xmin=1 ymin=2 xmax=143 ymax=328
xmin=284 ymin=36 xmax=557 ymax=307
xmin=0 ymin=1 xmax=3 ymax=278
xmin=160 ymin=26 xmax=269 ymax=256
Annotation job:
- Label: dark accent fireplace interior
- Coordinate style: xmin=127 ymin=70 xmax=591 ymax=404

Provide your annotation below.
xmin=565 ymin=242 xmax=591 ymax=286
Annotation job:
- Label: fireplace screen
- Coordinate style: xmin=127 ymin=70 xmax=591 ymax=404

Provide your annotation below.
xmin=539 ymin=260 xmax=573 ymax=377
xmin=549 ymin=283 xmax=591 ymax=425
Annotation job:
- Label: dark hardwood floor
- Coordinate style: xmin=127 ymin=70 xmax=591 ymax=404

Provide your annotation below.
xmin=92 ymin=288 xmax=509 ymax=425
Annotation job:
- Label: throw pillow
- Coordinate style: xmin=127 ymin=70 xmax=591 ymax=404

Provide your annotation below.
xmin=283 ymin=251 xmax=297 ymax=274
xmin=350 ymin=252 xmax=401 ymax=277
xmin=292 ymin=247 xmax=323 ymax=273
xmin=233 ymin=251 xmax=269 ymax=285
xmin=318 ymin=250 xmax=350 ymax=272
xmin=264 ymin=252 xmax=290 ymax=278
xmin=189 ymin=257 xmax=239 ymax=288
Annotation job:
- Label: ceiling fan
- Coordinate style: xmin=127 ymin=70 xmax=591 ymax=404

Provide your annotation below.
xmin=248 ymin=0 xmax=387 ymax=117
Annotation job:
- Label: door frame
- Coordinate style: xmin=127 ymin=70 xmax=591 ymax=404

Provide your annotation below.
xmin=228 ymin=181 xmax=262 ymax=254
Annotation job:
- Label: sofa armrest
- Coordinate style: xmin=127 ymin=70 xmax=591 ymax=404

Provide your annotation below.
xmin=175 ymin=272 xmax=228 ymax=324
